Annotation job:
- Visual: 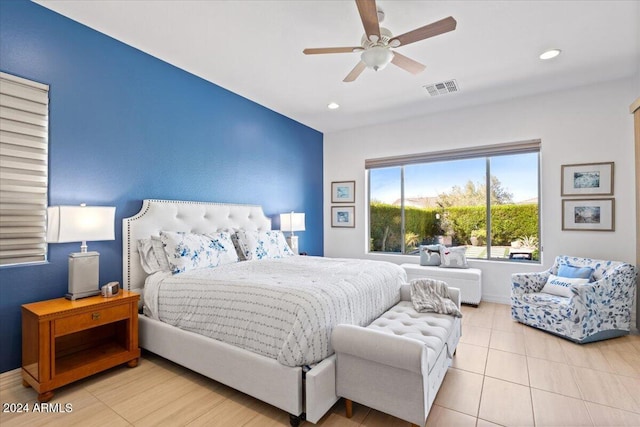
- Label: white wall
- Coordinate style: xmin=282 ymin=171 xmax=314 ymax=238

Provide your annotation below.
xmin=324 ymin=77 xmax=636 ymax=306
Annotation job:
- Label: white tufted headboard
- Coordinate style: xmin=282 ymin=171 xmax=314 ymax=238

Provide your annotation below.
xmin=123 ymin=199 xmax=272 ymax=292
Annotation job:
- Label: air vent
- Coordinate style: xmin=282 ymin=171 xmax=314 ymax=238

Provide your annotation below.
xmin=423 ymin=79 xmax=459 ymax=96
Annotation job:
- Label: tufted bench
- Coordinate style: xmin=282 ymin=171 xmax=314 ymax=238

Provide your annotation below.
xmin=401 ymin=263 xmax=482 ymax=305
xmin=332 ymin=284 xmax=461 ymax=427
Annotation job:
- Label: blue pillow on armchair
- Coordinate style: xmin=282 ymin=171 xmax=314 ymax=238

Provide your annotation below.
xmin=557 ymin=264 xmax=594 ymax=280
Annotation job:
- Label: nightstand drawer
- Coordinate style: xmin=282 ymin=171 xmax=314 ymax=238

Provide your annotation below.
xmin=54 ymin=303 xmax=131 ymax=336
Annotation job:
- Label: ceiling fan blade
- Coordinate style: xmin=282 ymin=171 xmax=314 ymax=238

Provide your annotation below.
xmin=303 ymin=47 xmax=362 ymax=55
xmin=355 ymin=0 xmax=381 ymax=42
xmin=391 ymin=52 xmax=426 ymax=74
xmin=389 ymin=16 xmax=457 ymax=47
xmin=343 ymin=61 xmax=367 ymax=82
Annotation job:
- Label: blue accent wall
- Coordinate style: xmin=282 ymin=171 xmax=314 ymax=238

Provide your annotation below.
xmin=0 ymin=0 xmax=323 ymax=372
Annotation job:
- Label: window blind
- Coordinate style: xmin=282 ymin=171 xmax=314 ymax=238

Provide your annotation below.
xmin=0 ymin=72 xmax=49 ymax=266
xmin=365 ymin=139 xmax=541 ymax=169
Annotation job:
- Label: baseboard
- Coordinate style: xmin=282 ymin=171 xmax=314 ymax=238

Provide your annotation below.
xmin=0 ymin=367 xmax=20 ymax=377
xmin=480 ymin=294 xmax=511 ymax=305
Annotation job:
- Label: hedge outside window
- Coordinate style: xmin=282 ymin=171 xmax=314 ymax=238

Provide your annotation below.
xmin=367 ymin=140 xmax=540 ymax=261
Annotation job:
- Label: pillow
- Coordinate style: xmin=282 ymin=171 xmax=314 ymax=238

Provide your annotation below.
xmin=557 ymin=264 xmax=594 ymax=280
xmin=419 ymin=244 xmax=442 ymax=266
xmin=151 ymin=235 xmax=171 ymax=271
xmin=232 ymin=230 xmax=294 ymax=260
xmin=160 ymin=231 xmax=238 ymax=274
xmin=541 ymin=274 xmax=589 ymax=298
xmin=439 ymin=246 xmax=469 ymax=269
xmin=137 ymin=238 xmax=160 ymax=274
xmin=137 ymin=236 xmax=171 ymax=274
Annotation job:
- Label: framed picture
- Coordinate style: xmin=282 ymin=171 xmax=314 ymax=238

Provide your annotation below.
xmin=561 ymin=162 xmax=614 ymax=196
xmin=562 ymin=198 xmax=615 ymax=231
xmin=331 ymin=206 xmax=355 ymax=228
xmin=331 ymin=181 xmax=355 ymax=203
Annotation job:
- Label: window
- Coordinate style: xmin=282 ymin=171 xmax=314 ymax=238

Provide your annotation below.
xmin=0 ymin=72 xmax=50 ymax=266
xmin=367 ymin=140 xmax=540 ymax=261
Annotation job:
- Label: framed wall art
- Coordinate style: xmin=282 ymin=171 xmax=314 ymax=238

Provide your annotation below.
xmin=331 ymin=206 xmax=355 ymax=228
xmin=561 ymin=162 xmax=614 ymax=196
xmin=562 ymin=198 xmax=615 ymax=231
xmin=331 ymin=181 xmax=355 ymax=203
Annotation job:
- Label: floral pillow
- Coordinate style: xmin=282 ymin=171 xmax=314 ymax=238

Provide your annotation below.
xmin=439 ymin=246 xmax=469 ymax=268
xmin=160 ymin=231 xmax=238 ymax=274
xmin=232 ymin=230 xmax=294 ymax=260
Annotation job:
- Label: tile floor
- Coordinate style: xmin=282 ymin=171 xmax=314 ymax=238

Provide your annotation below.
xmin=1 ymin=302 xmax=639 ymax=426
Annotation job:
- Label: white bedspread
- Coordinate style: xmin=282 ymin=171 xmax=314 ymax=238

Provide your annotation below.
xmin=143 ymin=256 xmax=405 ymax=367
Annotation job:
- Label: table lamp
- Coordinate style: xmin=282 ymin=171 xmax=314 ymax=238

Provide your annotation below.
xmin=46 ymin=204 xmax=116 ymax=300
xmin=280 ymin=211 xmax=305 ymax=255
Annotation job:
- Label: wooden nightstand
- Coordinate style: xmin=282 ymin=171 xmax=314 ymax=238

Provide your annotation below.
xmin=21 ymin=290 xmax=140 ymax=402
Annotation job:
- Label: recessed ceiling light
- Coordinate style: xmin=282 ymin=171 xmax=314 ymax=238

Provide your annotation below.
xmin=539 ymin=49 xmax=561 ymax=60
xmin=327 ymin=102 xmax=340 ymax=110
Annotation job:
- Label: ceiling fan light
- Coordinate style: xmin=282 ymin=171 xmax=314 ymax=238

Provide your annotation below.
xmin=361 ymin=46 xmax=393 ymax=71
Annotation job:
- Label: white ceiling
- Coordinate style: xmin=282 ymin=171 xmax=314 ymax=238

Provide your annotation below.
xmin=35 ymin=0 xmax=640 ymax=133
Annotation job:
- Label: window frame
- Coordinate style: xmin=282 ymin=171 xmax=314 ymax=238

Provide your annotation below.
xmin=366 ymin=140 xmax=541 ymax=262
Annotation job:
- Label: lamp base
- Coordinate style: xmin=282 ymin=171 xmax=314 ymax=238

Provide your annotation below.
xmin=286 ymin=235 xmax=299 ymax=255
xmin=66 ymin=251 xmax=101 ymax=300
xmin=65 ymin=289 xmax=101 ymax=301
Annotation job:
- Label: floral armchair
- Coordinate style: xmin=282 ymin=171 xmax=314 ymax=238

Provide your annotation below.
xmin=511 ymin=256 xmax=637 ymax=343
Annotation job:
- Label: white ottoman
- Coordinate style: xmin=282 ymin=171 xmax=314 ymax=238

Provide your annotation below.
xmin=333 ymin=286 xmax=461 ymax=427
xmin=401 ymin=263 xmax=482 ymax=305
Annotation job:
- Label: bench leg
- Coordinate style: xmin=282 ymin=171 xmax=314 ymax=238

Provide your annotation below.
xmin=289 ymin=413 xmax=304 ymax=427
xmin=345 ymin=398 xmax=353 ymax=418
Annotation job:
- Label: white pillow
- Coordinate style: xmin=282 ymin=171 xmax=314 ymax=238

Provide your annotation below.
xmin=137 ymin=236 xmax=171 ymax=274
xmin=419 ymin=244 xmax=442 ymax=266
xmin=160 ymin=231 xmax=238 ymax=274
xmin=439 ymin=246 xmax=469 ymax=268
xmin=541 ymin=274 xmax=589 ymax=298
xmin=150 ymin=236 xmax=171 ymax=272
xmin=232 ymin=230 xmax=294 ymax=260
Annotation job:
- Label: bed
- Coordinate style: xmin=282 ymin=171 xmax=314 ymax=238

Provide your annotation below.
xmin=123 ymin=199 xmax=406 ymax=426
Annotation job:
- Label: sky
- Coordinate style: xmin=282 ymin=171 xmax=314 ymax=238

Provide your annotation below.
xmin=370 ymin=153 xmax=538 ymax=204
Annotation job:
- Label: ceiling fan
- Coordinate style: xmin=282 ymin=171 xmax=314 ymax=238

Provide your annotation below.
xmin=303 ymin=0 xmax=457 ymax=82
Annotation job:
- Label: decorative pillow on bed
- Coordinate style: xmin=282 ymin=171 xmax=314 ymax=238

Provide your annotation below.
xmin=160 ymin=231 xmax=238 ymax=274
xmin=137 ymin=236 xmax=171 ymax=274
xmin=203 ymin=232 xmax=241 ymax=266
xmin=541 ymin=274 xmax=589 ymax=298
xmin=151 ymin=236 xmax=171 ymax=272
xmin=232 ymin=230 xmax=294 ymax=260
xmin=439 ymin=246 xmax=469 ymax=268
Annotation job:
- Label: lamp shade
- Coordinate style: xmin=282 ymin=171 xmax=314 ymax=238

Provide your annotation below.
xmin=361 ymin=46 xmax=393 ymax=71
xmin=47 ymin=205 xmax=116 ymax=243
xmin=280 ymin=212 xmax=305 ymax=232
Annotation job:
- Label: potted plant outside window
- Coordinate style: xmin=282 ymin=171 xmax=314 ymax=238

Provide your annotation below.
xmin=470 ymin=229 xmax=486 ymax=246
